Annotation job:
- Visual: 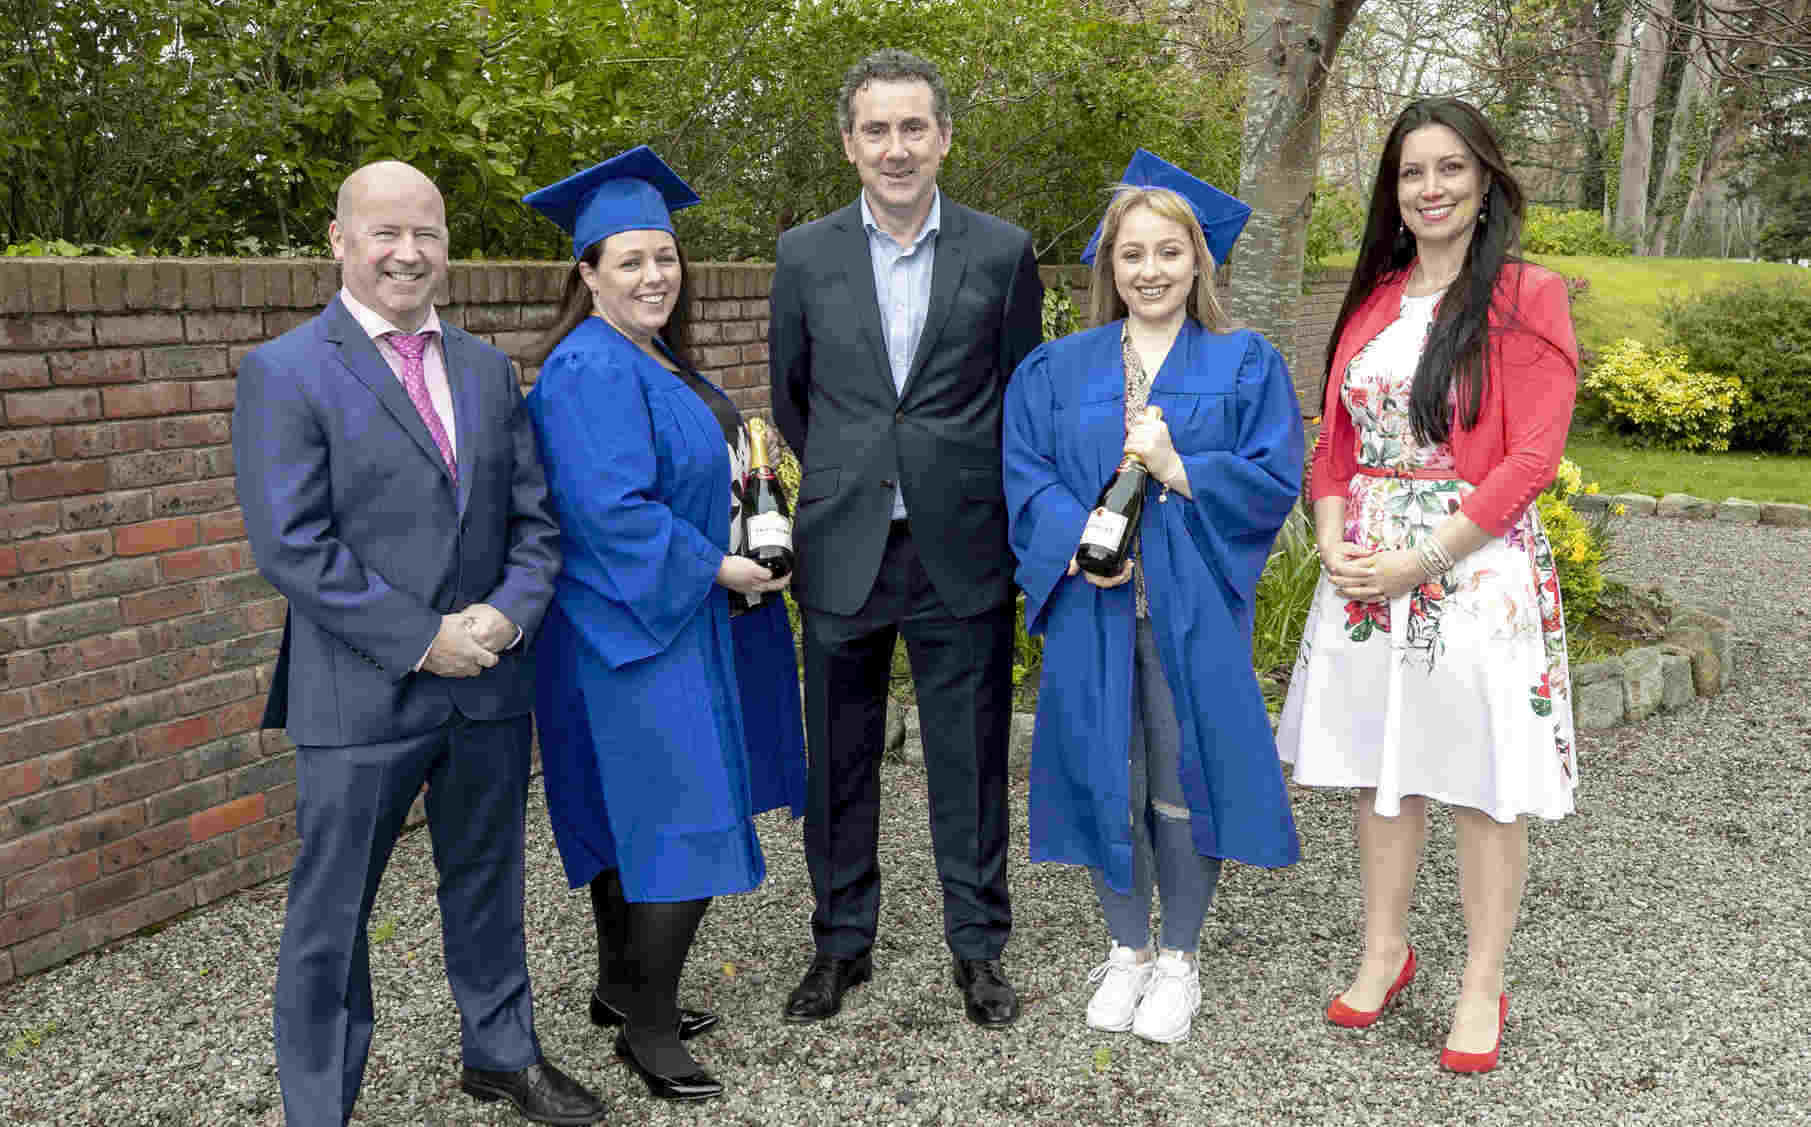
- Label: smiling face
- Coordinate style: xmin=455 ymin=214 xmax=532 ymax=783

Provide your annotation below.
xmin=1111 ymin=203 xmax=1198 ymax=331
xmin=1396 ymin=123 xmax=1486 ymax=253
xmin=580 ymin=229 xmax=681 ymax=345
xmin=841 ymin=77 xmax=951 ymax=233
xmin=329 ymin=162 xmax=448 ymax=332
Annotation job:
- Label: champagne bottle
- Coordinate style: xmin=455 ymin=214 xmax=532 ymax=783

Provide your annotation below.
xmin=1075 ymin=405 xmax=1163 ymax=578
xmin=742 ymin=416 xmax=794 ymax=579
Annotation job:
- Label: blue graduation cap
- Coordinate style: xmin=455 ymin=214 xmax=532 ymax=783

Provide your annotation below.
xmin=1079 ymin=149 xmax=1252 ymax=266
xmin=523 ymin=145 xmax=702 ymax=260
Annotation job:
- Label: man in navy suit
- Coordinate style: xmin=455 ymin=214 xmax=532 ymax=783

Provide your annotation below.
xmin=234 ymin=161 xmax=604 ymax=1126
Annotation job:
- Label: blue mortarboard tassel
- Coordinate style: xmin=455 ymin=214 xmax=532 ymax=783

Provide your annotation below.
xmin=1079 ymin=149 xmax=1252 ymax=267
xmin=523 ymin=145 xmax=703 ymax=260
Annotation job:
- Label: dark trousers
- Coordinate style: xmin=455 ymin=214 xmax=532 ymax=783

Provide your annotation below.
xmin=802 ymin=521 xmax=1015 ymax=961
xmin=274 ymin=713 xmax=539 ymax=1127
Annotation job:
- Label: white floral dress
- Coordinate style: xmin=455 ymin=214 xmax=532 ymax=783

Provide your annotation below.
xmin=1276 ymin=291 xmax=1576 ymax=822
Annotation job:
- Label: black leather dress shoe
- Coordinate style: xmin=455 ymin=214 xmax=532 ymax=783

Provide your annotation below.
xmin=953 ymin=957 xmax=1020 ymax=1027
xmin=460 ymin=1058 xmax=607 ymax=1125
xmin=612 ymin=1031 xmax=723 ymax=1101
xmin=782 ymin=952 xmax=873 ymax=1022
xmin=589 ymin=987 xmax=720 ymax=1040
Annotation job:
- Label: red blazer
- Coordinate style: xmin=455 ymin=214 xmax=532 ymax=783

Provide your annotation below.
xmin=1307 ymin=261 xmax=1578 ymax=537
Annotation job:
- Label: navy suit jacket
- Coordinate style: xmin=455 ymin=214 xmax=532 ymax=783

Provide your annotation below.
xmin=233 ymin=295 xmax=561 ymax=747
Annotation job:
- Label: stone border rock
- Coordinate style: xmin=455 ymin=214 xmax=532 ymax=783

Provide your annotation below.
xmin=1562 ymin=598 xmax=1733 ymax=730
xmin=1572 ymin=491 xmax=1810 ymax=527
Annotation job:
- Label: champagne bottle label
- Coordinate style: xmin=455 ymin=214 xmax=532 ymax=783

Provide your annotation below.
xmin=747 ymin=511 xmax=792 ymax=551
xmin=1079 ymin=507 xmax=1129 ymax=550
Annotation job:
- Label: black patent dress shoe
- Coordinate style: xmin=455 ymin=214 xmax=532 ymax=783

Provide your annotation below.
xmin=953 ymin=957 xmax=1020 ymax=1027
xmin=612 ymin=1030 xmax=724 ymax=1102
xmin=782 ymin=951 xmax=873 ymax=1022
xmin=460 ymin=1058 xmax=607 ymax=1125
xmin=589 ymin=987 xmax=720 ymax=1040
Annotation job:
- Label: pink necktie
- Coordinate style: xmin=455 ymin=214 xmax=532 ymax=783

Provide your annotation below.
xmin=387 ymin=332 xmax=456 ymax=481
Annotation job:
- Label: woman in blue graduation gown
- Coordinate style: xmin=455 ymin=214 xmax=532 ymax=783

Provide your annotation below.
xmin=1003 ymin=153 xmax=1303 ymax=1046
xmin=520 ymin=148 xmax=805 ymax=1102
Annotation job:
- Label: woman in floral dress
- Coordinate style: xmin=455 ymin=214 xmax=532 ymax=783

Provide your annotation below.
xmin=1276 ymin=98 xmax=1578 ymax=1073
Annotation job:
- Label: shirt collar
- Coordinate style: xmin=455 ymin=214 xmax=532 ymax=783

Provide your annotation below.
xmin=859 ymin=189 xmax=941 ymax=251
xmin=339 ymin=287 xmax=442 ymax=342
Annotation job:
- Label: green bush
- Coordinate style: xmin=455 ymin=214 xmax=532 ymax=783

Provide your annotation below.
xmin=1521 ymin=206 xmax=1630 ymax=257
xmin=1305 ymin=183 xmax=1363 ymax=269
xmin=1582 ymin=338 xmax=1744 ymax=452
xmin=1538 ymin=458 xmax=1616 ymax=629
xmin=1661 ymin=280 xmax=1811 ymax=454
xmin=1252 ymin=507 xmax=1319 ymax=680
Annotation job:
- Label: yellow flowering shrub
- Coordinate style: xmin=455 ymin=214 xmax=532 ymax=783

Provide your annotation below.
xmin=1582 ymin=338 xmax=1745 ymax=452
xmin=1537 ymin=491 xmax=1606 ymax=622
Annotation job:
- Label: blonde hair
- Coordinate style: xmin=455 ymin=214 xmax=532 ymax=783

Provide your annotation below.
xmin=1086 ymin=185 xmax=1228 ymax=332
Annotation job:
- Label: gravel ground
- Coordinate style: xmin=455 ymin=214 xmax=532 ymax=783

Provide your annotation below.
xmin=1 ymin=513 xmax=1807 ymax=1126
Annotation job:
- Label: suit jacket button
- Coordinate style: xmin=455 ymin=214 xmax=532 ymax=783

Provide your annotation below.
xmin=880 ymin=479 xmax=894 ymax=489
xmin=894 ymin=409 xmax=904 ymax=423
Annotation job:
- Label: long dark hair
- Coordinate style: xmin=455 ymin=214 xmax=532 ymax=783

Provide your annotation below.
xmin=526 ymin=235 xmax=696 ymax=370
xmin=1322 ymin=97 xmax=1525 ymax=444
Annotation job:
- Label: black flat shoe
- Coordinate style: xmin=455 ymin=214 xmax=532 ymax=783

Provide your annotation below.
xmin=590 ymin=987 xmax=720 ymax=1040
xmin=782 ymin=952 xmax=873 ymax=1022
xmin=953 ymin=957 xmax=1020 ymax=1027
xmin=460 ymin=1058 xmax=607 ymax=1125
xmin=612 ymin=1031 xmax=723 ymax=1102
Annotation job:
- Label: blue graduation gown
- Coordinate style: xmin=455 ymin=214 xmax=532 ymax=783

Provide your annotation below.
xmin=525 ymin=317 xmax=805 ymax=902
xmin=1003 ymin=320 xmax=1304 ymax=893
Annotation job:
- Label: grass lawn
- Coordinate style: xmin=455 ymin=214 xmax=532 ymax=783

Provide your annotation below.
xmin=1565 ymin=428 xmax=1811 ymax=504
xmin=1522 ymin=254 xmax=1807 ymax=355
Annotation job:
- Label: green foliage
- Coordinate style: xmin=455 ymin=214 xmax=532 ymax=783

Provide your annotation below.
xmin=1521 ymin=206 xmax=1629 ymax=257
xmin=3 ymin=239 xmax=134 ymax=257
xmin=1012 ymin=595 xmax=1045 ymax=690
xmin=1662 ymin=281 xmax=1811 ymax=454
xmin=1305 ymin=183 xmax=1363 ymax=269
xmin=4 ymin=1020 xmax=59 ymax=1061
xmin=1583 ymin=338 xmax=1744 ymax=453
xmin=1538 ymin=460 xmax=1611 ymax=625
xmin=1752 ymin=152 xmax=1811 ymax=263
xmin=1251 ymin=507 xmax=1319 ymax=709
xmin=0 ymin=0 xmax=1243 ymax=262
xmin=1042 ymin=285 xmax=1082 ymax=342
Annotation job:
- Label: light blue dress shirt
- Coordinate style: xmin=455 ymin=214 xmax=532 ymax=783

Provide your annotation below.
xmin=860 ymin=189 xmax=941 ymax=519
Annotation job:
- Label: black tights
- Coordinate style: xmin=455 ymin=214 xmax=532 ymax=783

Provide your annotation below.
xmin=589 ymin=870 xmax=709 ymax=1075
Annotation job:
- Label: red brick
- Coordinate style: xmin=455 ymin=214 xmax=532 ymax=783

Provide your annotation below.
xmin=0 ymin=758 xmax=44 ymax=802
xmin=0 ymin=354 xmax=50 ymax=389
xmin=205 ymin=571 xmax=276 ymax=609
xmin=97 ymin=884 xmax=193 ymax=943
xmin=9 ymin=459 xmax=109 ymax=500
xmin=151 ymin=836 xmax=232 ymax=887
xmin=85 ymin=692 xmax=175 ymax=740
xmin=0 ymin=546 xmax=14 ymax=576
xmin=183 ymin=312 xmax=262 ymax=343
xmin=246 ymin=597 xmax=285 ymax=631
xmin=126 ymin=649 xmax=212 ymax=693
xmin=113 ymin=516 xmax=198 ymax=556
xmin=108 ymin=449 xmax=197 ymax=490
xmin=0 ymin=828 xmax=55 ymax=879
xmin=66 ymin=556 xmax=158 ymax=600
xmin=182 ymin=264 xmax=214 ymax=311
xmin=189 ymin=379 xmax=236 ymax=412
xmin=0 ymin=500 xmax=61 ymax=540
xmin=120 ymin=582 xmax=203 ymax=624
xmin=4 ymin=387 xmax=101 ymax=425
xmin=62 ymin=263 xmax=95 ymax=312
xmin=158 ymin=544 xmax=247 ymax=582
xmin=9 ymin=916 xmax=97 ymax=976
xmin=94 ymin=313 xmax=183 ymax=347
xmin=24 ymin=598 xmax=123 ymax=646
xmin=198 ymin=509 xmax=245 ymax=543
xmin=193 ymin=445 xmax=233 ymax=479
xmin=94 ymin=757 xmax=183 ymax=808
xmin=4 ymin=782 xmax=94 ymax=836
xmin=150 ymin=479 xmax=236 ymax=518
xmin=152 ymin=262 xmax=183 ymax=310
xmin=90 ymin=262 xmax=126 ymax=310
xmin=41 ymin=736 xmax=134 ymax=785
xmin=1 ymin=314 xmax=93 ymax=350
xmin=143 ymin=345 xmax=228 ymax=381
xmin=153 ymin=415 xmax=230 ymax=449
xmin=0 ymin=430 xmax=52 ymax=472
xmin=16 ymin=530 xmax=112 ymax=572
xmin=69 ymin=867 xmax=150 ymax=917
xmin=211 ymin=266 xmax=242 ymax=310
xmin=177 ymin=670 xmax=255 ymax=716
xmin=137 ymin=714 xmax=214 ymax=760
xmin=76 ymin=629 xmax=144 ymax=670
xmin=54 ymin=420 xmax=155 ymax=459
xmin=0 ymin=262 xmax=24 ymax=314
xmin=2 ymin=646 xmax=80 ymax=689
xmin=4 ymin=850 xmax=99 ymax=906
xmin=184 ymin=732 xmax=262 ymax=780
xmin=146 ymin=605 xmax=246 ymax=650
xmin=52 ymin=803 xmax=146 ymax=855
xmin=103 ymin=382 xmax=190 ymax=418
xmin=98 ymin=819 xmax=189 ymax=874
xmin=211 ymin=629 xmax=279 ymax=671
xmin=48 ymin=350 xmax=143 ymax=387
xmin=194 ymin=852 xmax=272 ymax=905
xmin=0 ymin=898 xmax=62 ymax=946
xmin=31 ymin=667 xmax=126 ymax=714
xmin=0 ymin=713 xmax=88 ymax=766
xmin=233 ymin=811 xmax=295 ymax=857
xmin=215 ymin=696 xmax=264 ymax=738
xmin=0 ymin=685 xmax=31 ymax=725
xmin=62 ymin=489 xmax=153 ymax=531
xmin=0 ymin=573 xmax=70 ymax=615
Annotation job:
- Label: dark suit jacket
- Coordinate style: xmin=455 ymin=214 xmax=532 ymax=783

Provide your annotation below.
xmin=769 ymin=198 xmax=1044 ymax=618
xmin=233 ymin=295 xmax=560 ymax=747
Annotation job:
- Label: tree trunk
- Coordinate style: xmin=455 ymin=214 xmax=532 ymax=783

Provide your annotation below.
xmin=1226 ymin=0 xmax=1363 ymax=397
xmin=1646 ymin=3 xmax=1720 ymax=257
xmin=1601 ymin=2 xmax=1639 ymax=226
xmin=1613 ymin=0 xmax=1672 ymax=251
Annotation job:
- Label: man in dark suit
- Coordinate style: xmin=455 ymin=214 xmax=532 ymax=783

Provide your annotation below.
xmin=769 ymin=49 xmax=1044 ymax=1027
xmin=234 ymin=161 xmax=604 ymax=1126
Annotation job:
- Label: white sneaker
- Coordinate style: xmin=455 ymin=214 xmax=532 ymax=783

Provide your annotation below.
xmin=1085 ymin=945 xmax=1154 ymax=1032
xmin=1132 ymin=951 xmax=1201 ymax=1044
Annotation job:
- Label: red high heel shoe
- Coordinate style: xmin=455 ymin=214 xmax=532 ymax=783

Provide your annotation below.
xmin=1440 ymin=992 xmax=1509 ymax=1073
xmin=1325 ymin=946 xmax=1417 ymax=1028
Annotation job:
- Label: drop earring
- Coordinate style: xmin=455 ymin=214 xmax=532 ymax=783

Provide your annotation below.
xmin=1478 ymin=189 xmax=1490 ymax=228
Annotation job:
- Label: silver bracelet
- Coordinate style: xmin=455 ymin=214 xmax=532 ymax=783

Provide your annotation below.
xmin=1417 ymin=537 xmax=1454 ymax=579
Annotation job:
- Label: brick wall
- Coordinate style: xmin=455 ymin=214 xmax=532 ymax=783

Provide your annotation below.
xmin=0 ymin=256 xmax=1343 ymax=986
